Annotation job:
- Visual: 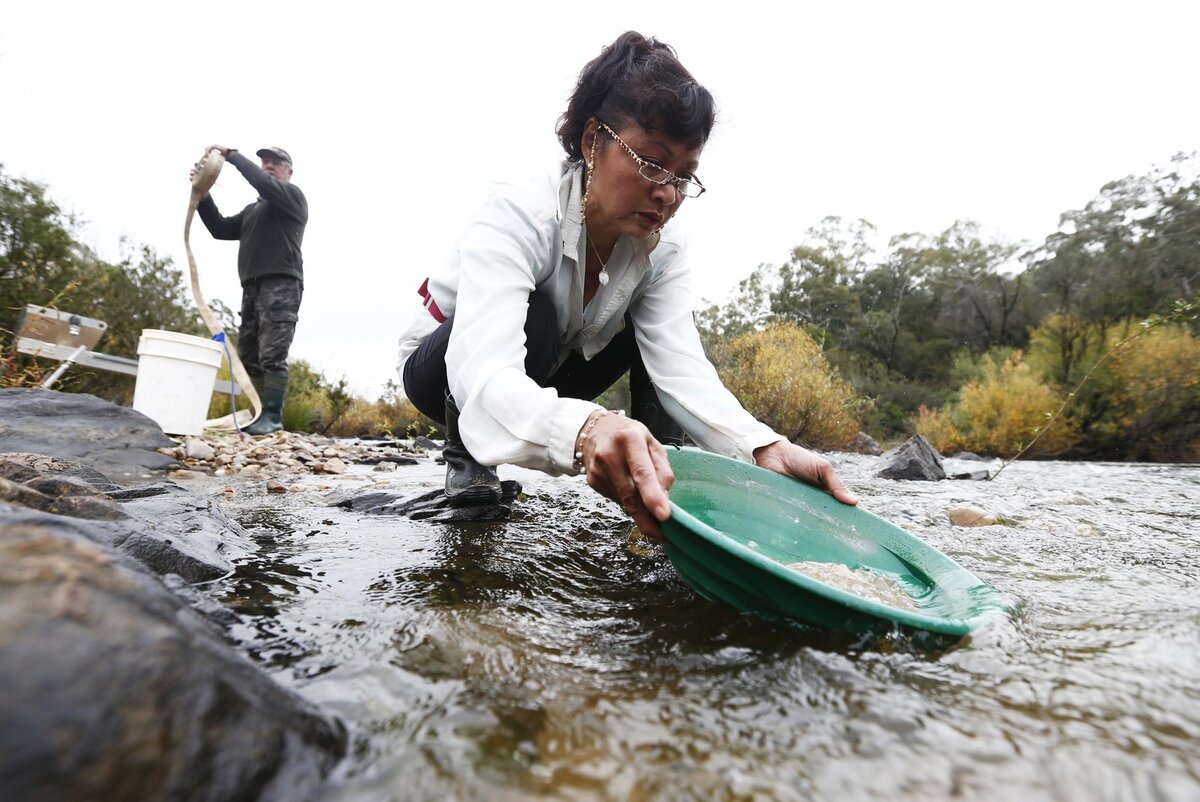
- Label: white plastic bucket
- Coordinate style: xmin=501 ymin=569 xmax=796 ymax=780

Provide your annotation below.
xmin=132 ymin=329 xmax=223 ymax=435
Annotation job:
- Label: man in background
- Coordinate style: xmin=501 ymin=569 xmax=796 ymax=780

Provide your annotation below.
xmin=196 ymin=145 xmax=308 ymax=435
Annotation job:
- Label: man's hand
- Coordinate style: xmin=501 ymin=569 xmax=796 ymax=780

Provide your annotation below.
xmin=205 ymin=144 xmax=231 ymax=157
xmin=753 ymin=440 xmax=858 ymax=506
xmin=577 ymin=412 xmax=674 ymax=540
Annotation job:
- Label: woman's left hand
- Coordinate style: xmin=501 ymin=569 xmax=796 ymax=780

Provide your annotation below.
xmin=752 ymin=440 xmax=858 ymax=506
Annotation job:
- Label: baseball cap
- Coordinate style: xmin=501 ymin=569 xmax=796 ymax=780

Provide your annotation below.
xmin=256 ymin=146 xmax=293 ymax=166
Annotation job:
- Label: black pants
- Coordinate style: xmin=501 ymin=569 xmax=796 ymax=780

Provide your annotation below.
xmin=238 ymin=276 xmax=302 ymax=376
xmin=402 ymin=292 xmax=681 ymax=443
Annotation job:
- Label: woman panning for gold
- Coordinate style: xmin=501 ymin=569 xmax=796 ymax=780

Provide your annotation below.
xmin=397 ymin=30 xmax=857 ymax=538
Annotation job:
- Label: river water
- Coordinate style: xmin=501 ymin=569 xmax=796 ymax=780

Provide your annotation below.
xmin=204 ymin=453 xmax=1200 ymax=802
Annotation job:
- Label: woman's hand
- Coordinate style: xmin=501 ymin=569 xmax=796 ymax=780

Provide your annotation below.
xmin=753 ymin=440 xmax=858 ymax=506
xmin=578 ymin=411 xmax=674 ymax=540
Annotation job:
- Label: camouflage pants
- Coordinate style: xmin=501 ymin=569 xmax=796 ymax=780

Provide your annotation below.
xmin=238 ymin=276 xmax=302 ymax=376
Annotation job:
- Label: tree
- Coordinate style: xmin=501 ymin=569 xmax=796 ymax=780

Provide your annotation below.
xmin=1 ymin=165 xmax=208 ymax=402
xmin=1026 ymin=152 xmax=1200 ymax=329
xmin=0 ymin=165 xmax=89 ymax=338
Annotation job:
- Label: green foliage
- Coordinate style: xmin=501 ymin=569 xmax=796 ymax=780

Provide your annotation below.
xmin=1 ymin=165 xmax=208 ymax=403
xmin=711 ymin=323 xmax=865 ymax=450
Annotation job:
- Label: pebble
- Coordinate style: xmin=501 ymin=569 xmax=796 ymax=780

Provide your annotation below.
xmin=266 ymin=480 xmax=288 ymax=494
xmin=162 ymin=431 xmax=434 ymax=481
xmin=183 ymin=437 xmax=216 ymax=460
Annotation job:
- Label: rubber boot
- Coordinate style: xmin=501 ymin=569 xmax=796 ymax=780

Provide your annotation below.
xmin=246 ymin=371 xmax=287 ymax=435
xmin=443 ymin=392 xmax=501 ymax=506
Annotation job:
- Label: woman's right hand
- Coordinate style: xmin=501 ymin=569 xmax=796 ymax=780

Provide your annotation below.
xmin=577 ymin=411 xmax=675 ymax=540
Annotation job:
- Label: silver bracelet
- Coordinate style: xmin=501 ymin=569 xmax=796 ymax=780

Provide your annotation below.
xmin=573 ymin=409 xmax=625 ymax=473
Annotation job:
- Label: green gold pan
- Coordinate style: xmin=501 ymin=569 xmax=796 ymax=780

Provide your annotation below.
xmin=662 ymin=449 xmax=1008 ymax=638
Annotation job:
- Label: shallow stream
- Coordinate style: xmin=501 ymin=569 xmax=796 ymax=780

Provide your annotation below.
xmin=200 ymin=453 xmax=1200 ymax=801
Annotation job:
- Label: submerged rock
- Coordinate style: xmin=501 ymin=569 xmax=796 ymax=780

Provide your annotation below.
xmin=877 ymin=435 xmax=946 ymax=481
xmin=945 ymin=506 xmax=999 ymax=527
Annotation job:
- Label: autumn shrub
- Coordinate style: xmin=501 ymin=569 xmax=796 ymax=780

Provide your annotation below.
xmin=1105 ymin=325 xmax=1200 ymax=461
xmin=913 ymin=350 xmax=1077 ymax=457
xmin=711 ymin=323 xmax=865 ymax=449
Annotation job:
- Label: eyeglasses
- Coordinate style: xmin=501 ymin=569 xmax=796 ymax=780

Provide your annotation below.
xmin=598 ymin=121 xmax=707 ymax=200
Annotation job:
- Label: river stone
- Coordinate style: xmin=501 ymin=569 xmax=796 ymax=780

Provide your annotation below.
xmin=877 ymin=435 xmax=946 ymax=481
xmin=0 ymin=523 xmax=346 ymax=801
xmin=0 ymin=455 xmax=251 ymax=583
xmin=846 ymin=431 xmax=884 ymax=456
xmin=945 ymin=506 xmax=999 ymax=527
xmin=183 ymin=437 xmax=216 ymax=461
xmin=0 ymin=388 xmax=178 ymax=477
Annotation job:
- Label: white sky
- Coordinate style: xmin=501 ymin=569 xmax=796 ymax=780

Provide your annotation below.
xmin=4 ymin=1 xmax=1198 ymax=396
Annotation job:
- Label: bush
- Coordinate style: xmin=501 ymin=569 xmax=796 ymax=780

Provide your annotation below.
xmin=1106 ymin=325 xmax=1200 ymax=461
xmin=913 ymin=350 xmax=1077 ymax=457
xmin=711 ymin=323 xmax=865 ymax=450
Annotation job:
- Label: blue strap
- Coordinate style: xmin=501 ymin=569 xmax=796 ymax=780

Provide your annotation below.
xmin=211 ymin=331 xmax=242 ymax=435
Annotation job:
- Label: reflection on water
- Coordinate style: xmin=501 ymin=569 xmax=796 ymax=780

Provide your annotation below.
xmin=209 ymin=457 xmax=1200 ymax=801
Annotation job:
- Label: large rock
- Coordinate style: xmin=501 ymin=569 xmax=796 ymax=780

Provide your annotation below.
xmin=0 ymin=388 xmax=178 ymax=477
xmin=0 ymin=454 xmax=248 ymax=582
xmin=0 ymin=522 xmax=346 ymax=802
xmin=877 ymin=435 xmax=946 ymax=481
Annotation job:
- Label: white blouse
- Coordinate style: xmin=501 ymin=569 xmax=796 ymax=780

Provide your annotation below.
xmin=396 ymin=161 xmax=782 ymax=476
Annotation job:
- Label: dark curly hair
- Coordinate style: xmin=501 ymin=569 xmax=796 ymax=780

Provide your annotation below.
xmin=556 ymin=31 xmax=716 ymax=162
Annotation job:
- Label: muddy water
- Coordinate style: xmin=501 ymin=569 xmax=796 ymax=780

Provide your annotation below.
xmin=205 ymin=454 xmax=1200 ymax=802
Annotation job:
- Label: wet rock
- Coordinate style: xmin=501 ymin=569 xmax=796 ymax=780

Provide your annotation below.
xmin=412 ymin=435 xmax=441 ymax=451
xmin=357 ymin=454 xmax=419 ymax=467
xmin=945 ymin=506 xmax=999 ymax=527
xmin=334 ymin=480 xmax=523 ymax=523
xmin=0 ymin=523 xmax=346 ymax=801
xmin=0 ymin=388 xmax=179 ymax=477
xmin=877 ymin=435 xmax=946 ymax=481
xmin=846 ymin=431 xmax=884 ymax=456
xmin=943 ymin=455 xmax=1000 ymax=481
xmin=1 ymin=455 xmax=251 ymax=583
xmin=266 ymin=480 xmax=288 ymax=494
xmin=320 ymin=457 xmax=347 ymax=475
xmin=373 ymin=462 xmax=398 ymax=473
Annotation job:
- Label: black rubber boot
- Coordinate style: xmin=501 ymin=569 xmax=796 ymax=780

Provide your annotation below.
xmin=443 ymin=393 xmax=501 ymax=506
xmin=247 ymin=371 xmax=287 ymax=435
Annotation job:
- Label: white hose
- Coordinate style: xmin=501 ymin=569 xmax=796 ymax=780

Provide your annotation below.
xmin=185 ymin=149 xmax=262 ymax=431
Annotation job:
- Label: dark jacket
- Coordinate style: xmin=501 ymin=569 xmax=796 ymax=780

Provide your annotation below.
xmin=197 ymin=151 xmax=308 ymax=286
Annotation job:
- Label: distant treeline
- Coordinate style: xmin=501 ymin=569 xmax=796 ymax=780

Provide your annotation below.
xmin=3 ymin=156 xmax=1197 ymax=459
xmin=698 ymin=153 xmax=1199 ymax=461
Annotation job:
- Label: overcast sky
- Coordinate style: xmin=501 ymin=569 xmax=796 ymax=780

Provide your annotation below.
xmin=4 ymin=1 xmax=1198 ymax=396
